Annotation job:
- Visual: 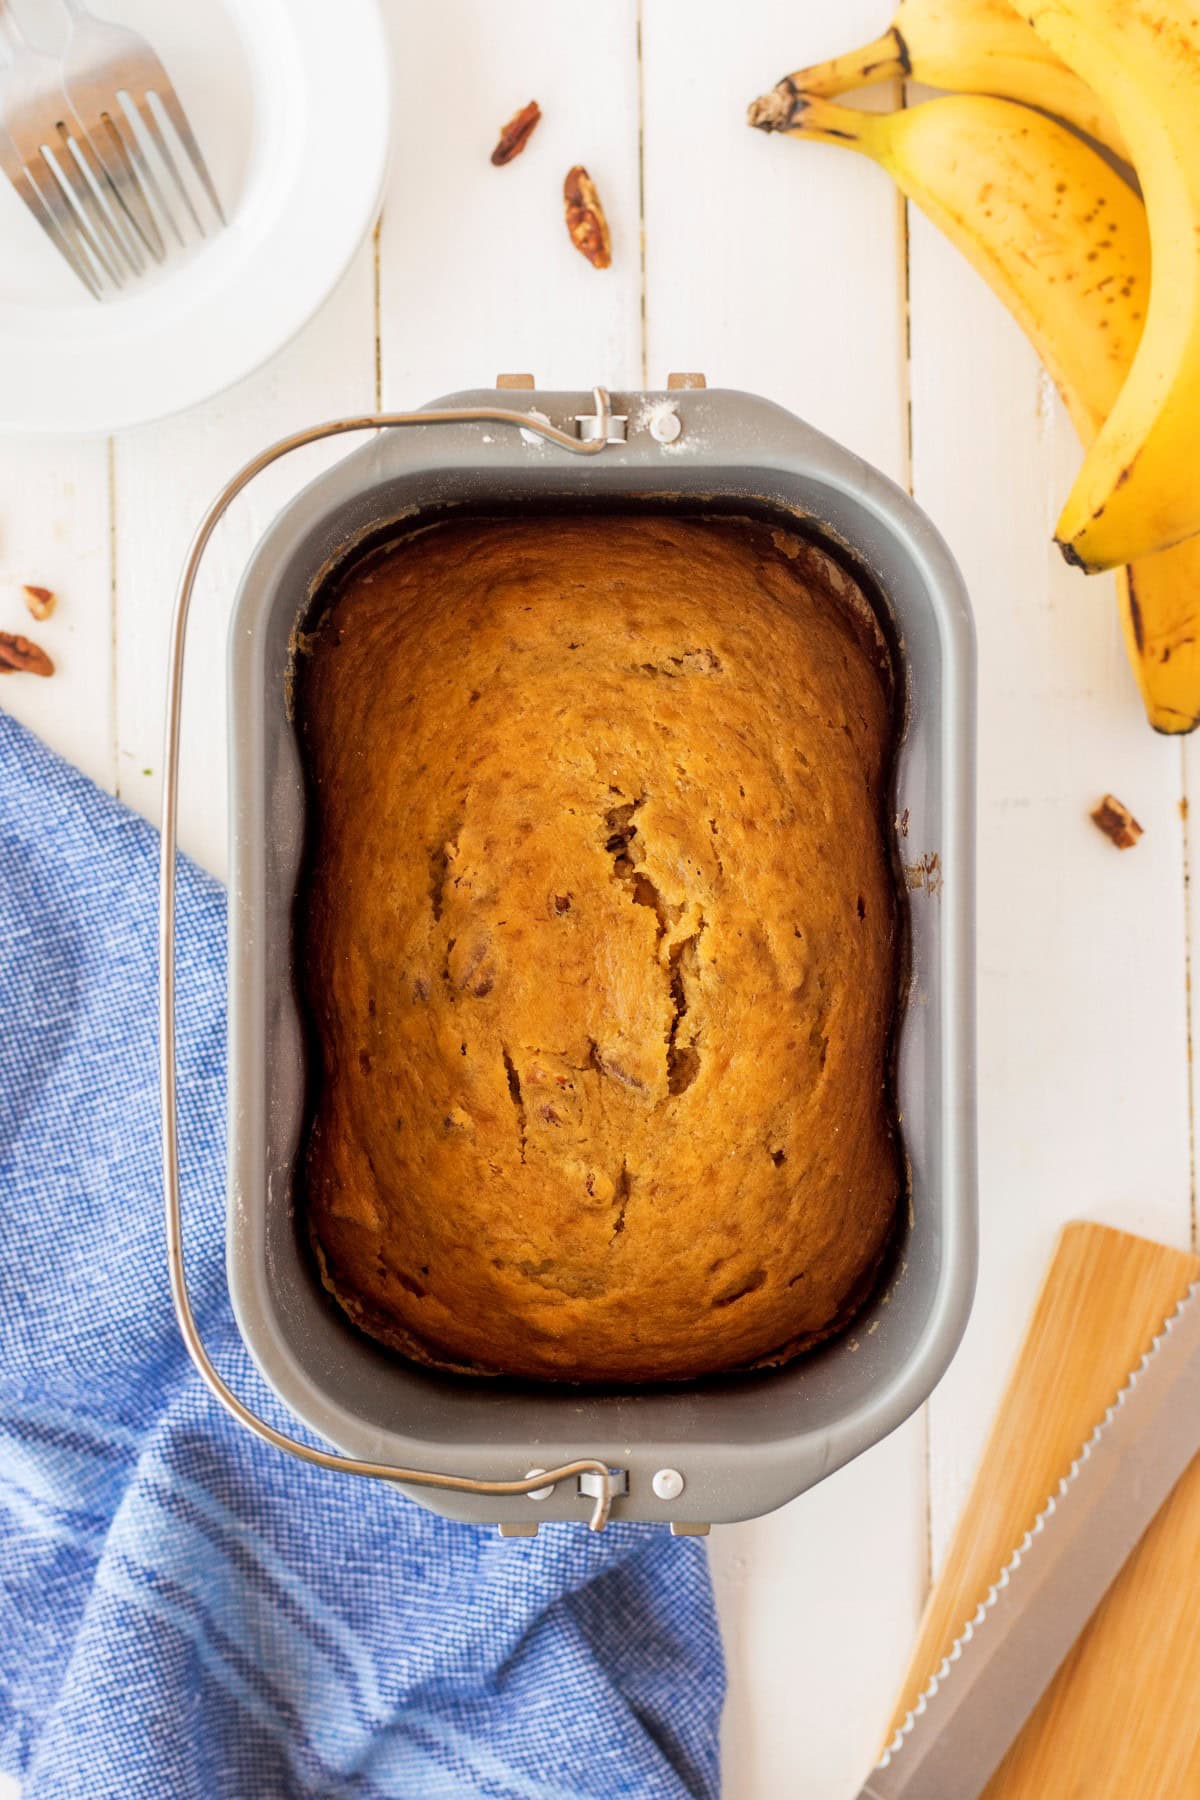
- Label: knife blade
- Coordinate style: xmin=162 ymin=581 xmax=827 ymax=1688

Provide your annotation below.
xmin=856 ymin=1278 xmax=1200 ymax=1800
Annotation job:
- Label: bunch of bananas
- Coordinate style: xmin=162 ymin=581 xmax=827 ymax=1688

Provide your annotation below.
xmin=749 ymin=0 xmax=1200 ymax=734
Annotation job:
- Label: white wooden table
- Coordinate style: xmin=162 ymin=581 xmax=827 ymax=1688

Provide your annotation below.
xmin=2 ymin=3 xmax=1194 ymax=1794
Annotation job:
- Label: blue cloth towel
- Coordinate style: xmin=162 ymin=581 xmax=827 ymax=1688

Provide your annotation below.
xmin=0 ymin=711 xmax=724 ymax=1800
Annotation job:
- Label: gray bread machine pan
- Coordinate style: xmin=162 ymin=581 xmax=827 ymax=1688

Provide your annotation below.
xmin=224 ymin=383 xmax=977 ymax=1531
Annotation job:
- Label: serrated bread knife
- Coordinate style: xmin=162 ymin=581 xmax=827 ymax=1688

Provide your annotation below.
xmin=856 ymin=1279 xmax=1200 ymax=1800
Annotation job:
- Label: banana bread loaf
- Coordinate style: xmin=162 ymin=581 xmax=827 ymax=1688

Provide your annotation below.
xmin=295 ymin=512 xmax=903 ymax=1382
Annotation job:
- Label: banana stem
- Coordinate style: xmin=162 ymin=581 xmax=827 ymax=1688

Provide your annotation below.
xmin=776 ymin=96 xmax=887 ymax=157
xmin=747 ymin=31 xmax=908 ymax=131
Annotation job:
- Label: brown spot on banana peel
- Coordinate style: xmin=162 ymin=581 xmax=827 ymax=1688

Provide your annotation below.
xmin=1120 ymin=567 xmax=1200 ymax=734
xmin=783 ymin=121 xmax=860 ymax=145
xmin=786 ymin=118 xmax=861 ymax=144
xmin=888 ymin=27 xmax=912 ymax=76
xmin=1057 ymin=537 xmax=1090 ymax=570
xmin=1125 ymin=578 xmax=1145 ymax=654
xmin=1058 ymin=458 xmax=1140 ymax=570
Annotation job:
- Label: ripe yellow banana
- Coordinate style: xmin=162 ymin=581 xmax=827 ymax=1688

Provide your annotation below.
xmin=756 ymin=92 xmax=1200 ymax=731
xmin=746 ymin=0 xmax=1126 ymax=161
xmin=1016 ymin=0 xmax=1200 ymax=571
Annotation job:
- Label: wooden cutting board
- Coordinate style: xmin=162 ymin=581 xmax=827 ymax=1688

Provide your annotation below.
xmin=888 ymin=1221 xmax=1200 ymax=1798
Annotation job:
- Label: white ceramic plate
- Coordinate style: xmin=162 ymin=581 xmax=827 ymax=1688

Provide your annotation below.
xmin=0 ymin=0 xmax=389 ymax=434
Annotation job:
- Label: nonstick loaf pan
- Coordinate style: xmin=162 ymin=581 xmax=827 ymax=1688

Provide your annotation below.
xmin=224 ymin=382 xmax=977 ymax=1530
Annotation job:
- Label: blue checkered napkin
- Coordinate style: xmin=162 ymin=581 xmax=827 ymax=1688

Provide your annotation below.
xmin=0 ymin=710 xmax=724 ymax=1799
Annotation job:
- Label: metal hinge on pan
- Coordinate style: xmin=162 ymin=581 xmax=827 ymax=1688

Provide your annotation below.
xmin=497 ymin=1462 xmax=711 ymax=1539
xmin=496 ymin=371 xmax=707 ymax=445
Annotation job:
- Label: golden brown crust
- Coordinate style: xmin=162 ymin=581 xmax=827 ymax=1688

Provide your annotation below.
xmin=295 ymin=513 xmax=902 ymax=1382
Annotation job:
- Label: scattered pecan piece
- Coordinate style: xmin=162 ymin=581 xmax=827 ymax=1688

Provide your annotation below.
xmin=23 ymin=584 xmax=56 ymax=622
xmin=491 ymin=99 xmax=541 ymax=166
xmin=564 ymin=165 xmax=611 ymax=269
xmin=1091 ymin=793 xmax=1143 ymax=850
xmin=0 ymin=631 xmax=54 ymax=677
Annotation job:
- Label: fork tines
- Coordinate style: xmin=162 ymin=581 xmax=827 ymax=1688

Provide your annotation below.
xmin=0 ymin=4 xmax=224 ymax=299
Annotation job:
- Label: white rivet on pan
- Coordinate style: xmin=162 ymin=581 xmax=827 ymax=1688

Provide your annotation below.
xmin=652 ymin=1467 xmax=685 ymax=1501
xmin=519 ymin=410 xmax=553 ymax=446
xmin=524 ymin=1469 xmax=554 ymax=1501
xmin=649 ymin=408 xmax=682 ymax=444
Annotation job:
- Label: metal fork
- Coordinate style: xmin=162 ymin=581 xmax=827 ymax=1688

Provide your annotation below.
xmin=0 ymin=0 xmax=145 ymax=294
xmin=0 ymin=0 xmax=223 ymax=297
xmin=60 ymin=0 xmax=225 ymax=248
